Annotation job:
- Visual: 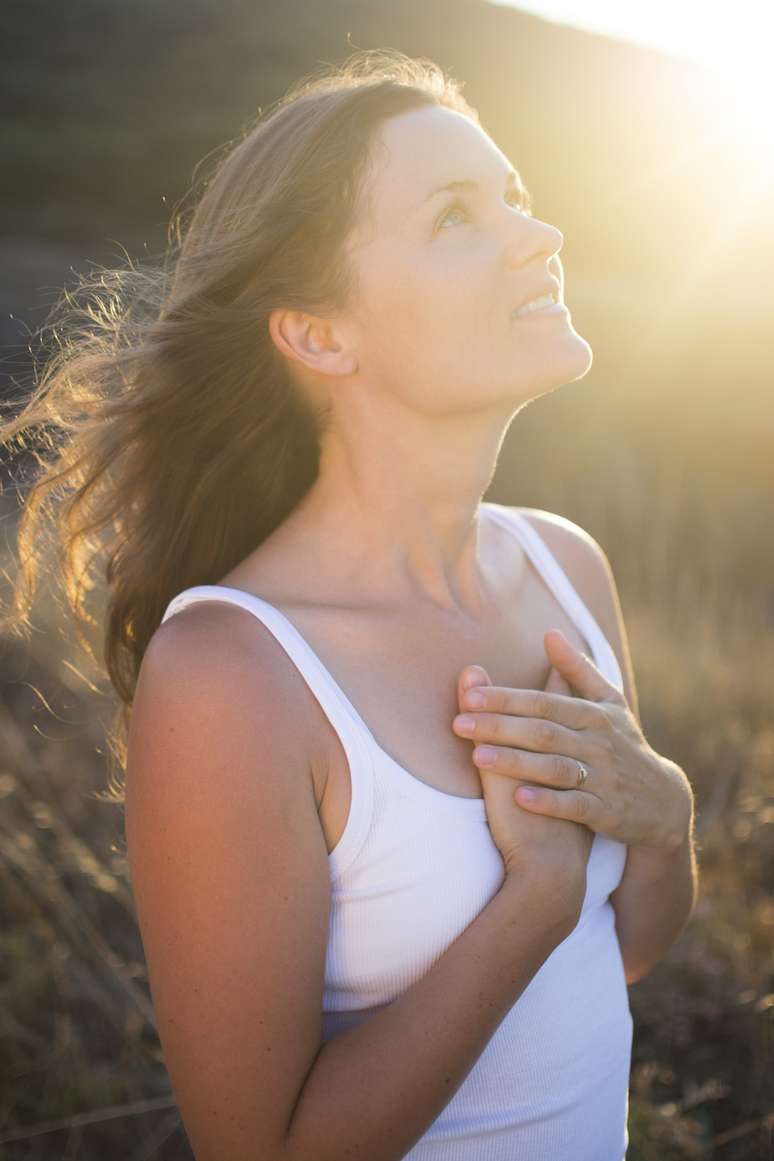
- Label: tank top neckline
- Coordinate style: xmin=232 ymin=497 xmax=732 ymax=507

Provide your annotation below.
xmin=164 ymin=502 xmax=612 ymax=811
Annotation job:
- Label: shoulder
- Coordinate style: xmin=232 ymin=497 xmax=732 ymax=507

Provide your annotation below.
xmin=511 ymin=506 xmax=640 ymax=722
xmin=132 ymin=601 xmax=326 ymax=797
xmin=513 ymin=506 xmax=611 ymax=594
xmin=142 ymin=600 xmax=304 ymax=714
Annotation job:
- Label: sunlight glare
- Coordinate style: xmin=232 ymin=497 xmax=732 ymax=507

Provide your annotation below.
xmin=700 ymin=46 xmax=774 ymax=181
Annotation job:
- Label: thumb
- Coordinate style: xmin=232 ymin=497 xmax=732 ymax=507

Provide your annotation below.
xmin=458 ymin=664 xmax=492 ymax=709
xmin=544 ymin=664 xmax=573 ymax=696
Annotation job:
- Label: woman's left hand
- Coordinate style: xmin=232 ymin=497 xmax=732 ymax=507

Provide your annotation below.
xmin=452 ymin=628 xmax=694 ymax=854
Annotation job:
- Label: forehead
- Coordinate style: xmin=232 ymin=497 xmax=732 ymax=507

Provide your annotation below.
xmin=358 ymin=106 xmax=514 ymax=234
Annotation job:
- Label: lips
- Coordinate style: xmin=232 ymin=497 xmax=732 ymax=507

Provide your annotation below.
xmin=512 ymin=277 xmax=562 ymax=313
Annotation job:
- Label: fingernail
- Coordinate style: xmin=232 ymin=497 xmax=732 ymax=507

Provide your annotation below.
xmin=474 ymin=746 xmax=497 ymax=765
xmin=454 ymin=715 xmax=476 ymax=733
xmin=518 ymin=787 xmax=537 ymax=801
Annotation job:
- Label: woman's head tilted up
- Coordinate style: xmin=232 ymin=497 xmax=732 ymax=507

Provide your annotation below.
xmin=0 ymin=48 xmax=592 ymax=795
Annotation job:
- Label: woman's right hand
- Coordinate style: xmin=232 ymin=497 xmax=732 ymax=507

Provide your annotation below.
xmin=456 ymin=663 xmax=594 ymax=922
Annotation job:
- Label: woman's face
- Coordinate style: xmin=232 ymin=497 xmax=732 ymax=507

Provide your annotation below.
xmin=339 ymin=104 xmax=592 ymax=417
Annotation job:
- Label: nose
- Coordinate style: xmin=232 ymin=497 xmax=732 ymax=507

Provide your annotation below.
xmin=504 ymin=215 xmax=564 ymax=269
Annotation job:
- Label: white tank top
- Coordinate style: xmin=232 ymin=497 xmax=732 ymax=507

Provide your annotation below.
xmin=160 ymin=502 xmax=633 ymax=1161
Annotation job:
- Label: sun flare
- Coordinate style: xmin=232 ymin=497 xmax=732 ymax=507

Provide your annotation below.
xmin=701 ymin=53 xmax=774 ymax=181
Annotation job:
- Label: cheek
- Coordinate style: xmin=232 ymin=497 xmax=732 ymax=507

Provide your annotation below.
xmin=374 ymin=241 xmax=484 ymax=316
xmin=355 ymin=251 xmax=501 ymax=389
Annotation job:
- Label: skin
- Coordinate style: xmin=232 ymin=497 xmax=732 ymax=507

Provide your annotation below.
xmin=267 ymin=103 xmax=592 ymax=618
xmin=452 ymin=632 xmax=693 ymax=855
xmin=267 ymin=103 xmax=694 ymax=860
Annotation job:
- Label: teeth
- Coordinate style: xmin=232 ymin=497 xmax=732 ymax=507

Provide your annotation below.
xmin=514 ymin=293 xmax=555 ymax=317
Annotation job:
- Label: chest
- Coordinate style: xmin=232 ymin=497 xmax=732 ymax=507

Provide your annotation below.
xmin=301 ymin=562 xmax=595 ymax=855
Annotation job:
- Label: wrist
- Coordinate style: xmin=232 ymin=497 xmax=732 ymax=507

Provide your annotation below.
xmin=632 ymin=813 xmax=693 ymax=862
xmin=501 ymin=867 xmax=585 ymax=928
xmin=638 ymin=761 xmax=694 ymax=857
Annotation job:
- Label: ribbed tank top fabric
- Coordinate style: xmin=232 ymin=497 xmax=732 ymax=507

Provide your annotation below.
xmin=159 ymin=503 xmax=633 ymax=1161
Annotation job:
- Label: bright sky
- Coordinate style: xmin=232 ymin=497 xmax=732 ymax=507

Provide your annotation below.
xmin=486 ymin=0 xmax=774 ymax=177
xmin=485 ymin=0 xmax=769 ymax=68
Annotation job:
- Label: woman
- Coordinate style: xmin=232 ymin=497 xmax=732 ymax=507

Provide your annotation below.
xmin=3 ymin=49 xmax=697 ymax=1161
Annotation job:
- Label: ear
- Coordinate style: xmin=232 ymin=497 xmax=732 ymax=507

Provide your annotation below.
xmin=267 ymin=308 xmax=357 ymax=376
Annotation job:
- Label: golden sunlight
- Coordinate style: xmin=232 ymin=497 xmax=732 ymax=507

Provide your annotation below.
xmin=493 ymin=1 xmax=774 ymax=180
xmin=698 ymin=43 xmax=774 ymax=181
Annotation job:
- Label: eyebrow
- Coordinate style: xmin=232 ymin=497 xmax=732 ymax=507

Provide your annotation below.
xmin=422 ymin=169 xmax=526 ymax=205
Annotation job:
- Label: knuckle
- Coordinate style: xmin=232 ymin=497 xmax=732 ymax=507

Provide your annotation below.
xmin=606 ymin=697 xmax=626 ymax=721
xmin=598 ymin=734 xmax=616 ymax=759
xmin=533 ymin=721 xmax=555 ymax=749
xmin=530 ymin=691 xmax=552 ymax=719
xmin=574 ymin=793 xmax=591 ymax=821
xmin=516 ymin=750 xmax=531 ymax=774
xmin=589 ymin=705 xmax=610 ymax=731
xmin=555 ymin=755 xmax=572 ymax=783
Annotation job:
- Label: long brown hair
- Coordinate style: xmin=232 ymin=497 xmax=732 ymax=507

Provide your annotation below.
xmin=0 ymin=48 xmax=480 ymax=800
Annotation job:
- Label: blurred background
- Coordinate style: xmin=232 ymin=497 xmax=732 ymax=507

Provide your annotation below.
xmin=0 ymin=1 xmax=772 ymax=1158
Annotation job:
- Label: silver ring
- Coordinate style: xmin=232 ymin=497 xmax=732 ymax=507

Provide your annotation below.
xmin=576 ymin=761 xmax=589 ymax=789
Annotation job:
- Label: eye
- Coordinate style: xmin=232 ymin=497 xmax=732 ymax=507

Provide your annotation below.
xmin=436 ymin=202 xmax=468 ymax=230
xmin=507 ymin=188 xmax=532 ymax=214
xmin=435 ymin=188 xmax=533 ymax=231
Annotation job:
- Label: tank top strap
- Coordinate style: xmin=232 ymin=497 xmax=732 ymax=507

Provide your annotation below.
xmin=160 ymin=585 xmax=375 ymax=881
xmin=483 ymin=503 xmax=623 ymax=690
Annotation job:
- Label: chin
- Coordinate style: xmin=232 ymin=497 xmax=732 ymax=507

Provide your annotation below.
xmin=506 ymin=346 xmax=592 ymax=410
xmin=553 ymin=326 xmax=593 ymax=378
xmin=565 ymin=335 xmax=594 ymax=380
xmin=531 ymin=332 xmax=594 ymax=391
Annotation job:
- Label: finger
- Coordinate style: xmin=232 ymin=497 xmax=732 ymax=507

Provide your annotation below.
xmin=458 ymin=664 xmax=491 ymax=695
xmin=514 ymin=782 xmax=598 ymax=827
xmin=544 ymin=629 xmax=625 ymax=706
xmin=469 ymin=745 xmax=592 ymax=790
xmin=544 ymin=664 xmax=573 ymax=696
xmin=459 ymin=684 xmax=601 ymax=730
xmin=464 ymin=709 xmax=596 ymax=761
xmin=457 ymin=664 xmax=492 ymax=712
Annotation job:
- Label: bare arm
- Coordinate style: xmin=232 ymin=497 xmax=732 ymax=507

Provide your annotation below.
xmin=284 ymin=874 xmax=577 ymax=1161
xmin=126 ymin=606 xmax=581 ymax=1161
